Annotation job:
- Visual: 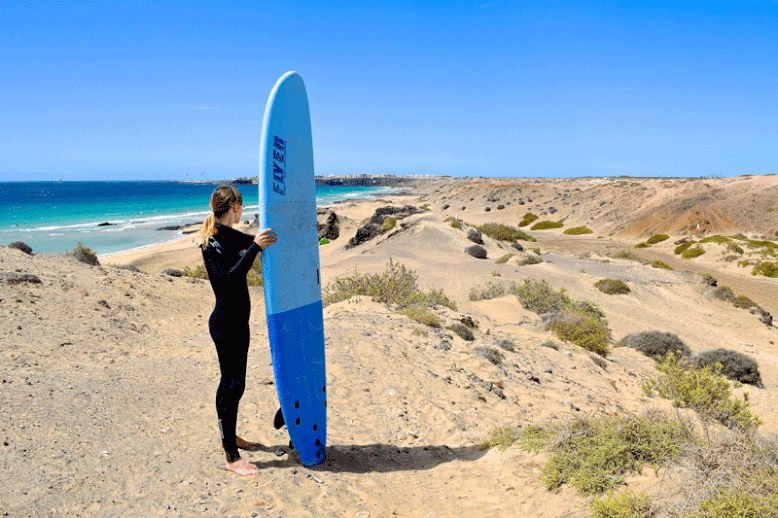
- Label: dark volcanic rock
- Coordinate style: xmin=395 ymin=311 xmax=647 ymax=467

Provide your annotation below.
xmin=466 ymin=228 xmax=484 ymax=245
xmin=161 ymin=268 xmax=184 ymax=277
xmin=317 ymin=211 xmax=340 ymax=241
xmin=98 ymin=222 xmax=115 ymax=227
xmin=510 ymin=242 xmax=524 ymax=252
xmin=346 ymin=206 xmax=424 ymax=248
xmin=442 ymin=204 xmax=450 ymax=210
xmin=157 ymin=225 xmax=184 ymax=231
xmin=3 ymin=273 xmax=42 ymax=285
xmin=465 ymin=245 xmax=487 ymax=259
xmin=750 ymin=307 xmax=773 ymax=327
xmin=484 ymin=207 xmax=491 ymax=212
xmin=8 ymin=242 xmax=33 ymax=255
xmin=497 ymin=204 xmax=505 ymax=210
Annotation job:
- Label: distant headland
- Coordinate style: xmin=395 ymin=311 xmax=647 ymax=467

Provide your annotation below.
xmin=178 ymin=174 xmax=420 ymax=187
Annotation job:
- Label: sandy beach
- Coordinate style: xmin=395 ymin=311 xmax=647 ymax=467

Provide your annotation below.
xmin=3 ymin=175 xmax=778 ymax=517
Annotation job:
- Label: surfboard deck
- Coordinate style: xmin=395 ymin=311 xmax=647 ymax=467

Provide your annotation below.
xmin=259 ymin=71 xmax=326 ymax=467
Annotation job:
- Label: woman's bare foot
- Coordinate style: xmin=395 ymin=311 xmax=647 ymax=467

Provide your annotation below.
xmin=225 ymin=458 xmax=260 ymax=476
xmin=235 ymin=436 xmax=264 ymax=452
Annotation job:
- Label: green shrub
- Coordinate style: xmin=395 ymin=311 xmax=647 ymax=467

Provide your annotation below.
xmin=634 ymin=242 xmax=650 ymax=249
xmin=642 ymin=353 xmax=762 ymax=433
xmin=469 ymin=280 xmax=515 ymax=301
xmin=475 ymin=222 xmax=535 ymax=242
xmin=182 ymin=263 xmax=209 ymax=279
xmin=611 ymin=250 xmax=642 ymax=261
xmin=496 ymin=339 xmax=515 ymax=352
xmin=652 ymin=260 xmax=673 ymax=270
xmin=519 ymin=254 xmax=543 ymax=266
xmin=495 ymin=253 xmax=514 ymax=264
xmin=675 ymin=242 xmax=694 ymax=255
xmin=520 ymin=412 xmax=692 ymax=494
xmin=399 ymin=307 xmax=441 ymax=327
xmin=752 ymin=261 xmax=778 ymax=278
xmin=548 ymin=315 xmax=610 ymax=357
xmin=682 ymin=246 xmax=706 ymax=259
xmin=518 ymin=212 xmax=539 ymax=227
xmin=319 ymin=238 xmax=330 ymax=245
xmin=448 ymin=323 xmax=475 ymax=341
xmin=728 ymin=243 xmax=744 ymax=254
xmin=689 ymin=489 xmax=778 ymax=518
xmin=590 ymin=492 xmax=653 ymax=518
xmin=483 ymin=427 xmax=519 ymax=451
xmin=444 ymin=217 xmax=462 ymax=229
xmin=595 ymin=278 xmax=631 ymax=295
xmin=323 ymin=259 xmax=457 ymax=311
xmin=515 ymin=279 xmax=569 ymax=314
xmin=380 ymin=217 xmax=396 ymax=233
xmin=713 ymin=286 xmax=735 ymax=302
xmin=563 ymin=226 xmax=593 ymax=235
xmin=733 ymin=295 xmax=758 ymax=309
xmin=699 ymin=235 xmax=732 ymax=245
xmin=617 ymin=331 xmax=691 ymax=359
xmin=691 ymin=349 xmax=763 ymax=387
xmin=530 ymin=247 xmax=541 ymax=255
xmin=246 ymin=258 xmax=263 ymax=287
xmin=530 ymin=220 xmax=564 ymax=230
xmin=68 ymin=242 xmax=100 ymax=266
xmin=647 ymin=234 xmax=670 ymax=245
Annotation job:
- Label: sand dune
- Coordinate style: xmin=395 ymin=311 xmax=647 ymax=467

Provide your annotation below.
xmin=2 ymin=175 xmax=777 ymax=517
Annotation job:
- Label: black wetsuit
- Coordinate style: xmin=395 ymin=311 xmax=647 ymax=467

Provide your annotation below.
xmin=202 ymin=225 xmax=261 ymax=462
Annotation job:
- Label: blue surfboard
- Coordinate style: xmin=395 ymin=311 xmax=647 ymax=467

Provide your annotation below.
xmin=259 ymin=71 xmax=326 ymax=467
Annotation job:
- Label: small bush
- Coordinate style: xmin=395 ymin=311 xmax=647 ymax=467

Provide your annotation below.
xmin=752 ymin=261 xmax=778 ymax=278
xmin=647 ymin=234 xmax=670 ymax=245
xmin=8 ymin=241 xmax=33 ymax=254
xmin=68 ymin=242 xmax=100 ymax=266
xmin=182 ymin=263 xmax=209 ymax=279
xmin=642 ymin=353 xmax=762 ymax=433
xmin=563 ymin=226 xmax=593 ymax=235
xmin=477 ymin=346 xmax=503 ymax=365
xmin=483 ymin=427 xmax=519 ymax=451
xmin=515 ymin=279 xmax=569 ymax=314
xmin=496 ymin=339 xmax=515 ymax=352
xmin=380 ymin=217 xmax=396 ymax=233
xmin=448 ymin=323 xmax=475 ymax=341
xmin=699 ymin=235 xmax=732 ymax=245
xmin=595 ymin=278 xmax=631 ymax=295
xmin=689 ymin=489 xmax=778 ymax=518
xmin=691 ymin=349 xmax=763 ymax=387
xmin=476 ymin=222 xmax=535 ymax=242
xmin=611 ymin=250 xmax=642 ymax=261
xmin=617 ymin=331 xmax=691 ymax=360
xmin=530 ymin=247 xmax=541 ymax=255
xmin=713 ymin=286 xmax=735 ymax=302
xmin=728 ymin=243 xmax=744 ymax=254
xmin=495 ymin=254 xmax=514 ymax=264
xmin=469 ymin=280 xmax=514 ymax=301
xmin=733 ymin=295 xmax=758 ymax=309
xmin=651 ymin=260 xmax=673 ymax=270
xmin=682 ymin=246 xmax=706 ymax=259
xmin=675 ymin=242 xmax=694 ymax=255
xmin=531 ymin=220 xmax=564 ymax=230
xmin=323 ymin=259 xmax=457 ymax=311
xmin=548 ymin=315 xmax=610 ymax=357
xmin=590 ymin=492 xmax=653 ymax=518
xmin=246 ymin=258 xmax=263 ymax=287
xmin=520 ymin=411 xmax=693 ymax=494
xmin=400 ymin=307 xmax=441 ymax=327
xmin=634 ymin=242 xmax=650 ymax=249
xmin=518 ymin=212 xmax=539 ymax=227
xmin=519 ymin=254 xmax=543 ymax=266
xmin=444 ymin=217 xmax=462 ymax=229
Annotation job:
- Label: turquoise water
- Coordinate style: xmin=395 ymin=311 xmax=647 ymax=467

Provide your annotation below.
xmin=0 ymin=181 xmax=398 ymax=256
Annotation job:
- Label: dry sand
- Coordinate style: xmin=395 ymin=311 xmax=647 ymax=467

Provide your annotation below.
xmin=2 ymin=175 xmax=777 ymax=517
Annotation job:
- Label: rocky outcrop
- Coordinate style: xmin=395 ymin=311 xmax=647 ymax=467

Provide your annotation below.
xmin=317 ymin=209 xmax=340 ymax=241
xmin=8 ymin=242 xmax=33 ymax=255
xmin=346 ymin=206 xmax=424 ymax=248
xmin=465 ymin=245 xmax=487 ymax=259
xmin=466 ymin=229 xmax=483 ymax=245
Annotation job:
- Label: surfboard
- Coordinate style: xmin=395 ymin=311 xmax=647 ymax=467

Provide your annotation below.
xmin=258 ymin=71 xmax=326 ymax=467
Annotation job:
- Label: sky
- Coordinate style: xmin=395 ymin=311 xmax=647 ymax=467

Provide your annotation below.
xmin=1 ymin=0 xmax=777 ymax=181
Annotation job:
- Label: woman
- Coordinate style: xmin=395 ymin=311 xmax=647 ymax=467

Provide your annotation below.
xmin=201 ymin=185 xmax=277 ymax=476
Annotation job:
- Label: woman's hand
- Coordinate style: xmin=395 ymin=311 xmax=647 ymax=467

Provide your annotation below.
xmin=254 ymin=228 xmax=277 ymax=250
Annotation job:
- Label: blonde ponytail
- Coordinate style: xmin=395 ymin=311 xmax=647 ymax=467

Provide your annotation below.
xmin=201 ymin=213 xmax=218 ymax=246
xmin=201 ymin=185 xmax=243 ymax=248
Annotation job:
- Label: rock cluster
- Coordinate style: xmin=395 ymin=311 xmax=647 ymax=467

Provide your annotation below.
xmin=317 ymin=209 xmax=340 ymax=241
xmin=346 ymin=206 xmax=424 ymax=248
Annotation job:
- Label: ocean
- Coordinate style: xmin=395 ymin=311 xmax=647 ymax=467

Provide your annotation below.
xmin=0 ymin=181 xmax=400 ymax=257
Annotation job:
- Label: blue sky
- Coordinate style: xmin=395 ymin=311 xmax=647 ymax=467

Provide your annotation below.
xmin=1 ymin=0 xmax=776 ymax=181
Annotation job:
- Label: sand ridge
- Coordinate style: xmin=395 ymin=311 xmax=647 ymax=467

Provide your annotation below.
xmin=2 ymin=175 xmax=777 ymax=517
